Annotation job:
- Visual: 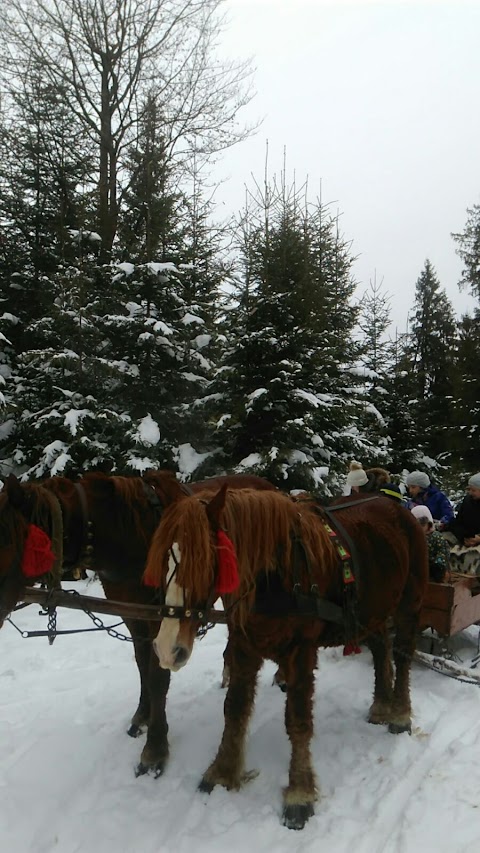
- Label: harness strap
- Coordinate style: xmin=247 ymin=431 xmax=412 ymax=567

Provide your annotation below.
xmin=72 ymin=483 xmax=94 ymax=570
xmin=290 ymin=533 xmax=345 ymax=623
xmin=292 ymin=589 xmax=344 ymax=624
xmin=320 ymin=499 xmax=383 ymax=644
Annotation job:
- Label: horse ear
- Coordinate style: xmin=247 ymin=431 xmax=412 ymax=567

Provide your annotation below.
xmin=148 ymin=470 xmax=188 ymax=506
xmin=206 ymin=484 xmax=227 ymax=529
xmin=5 ymin=473 xmax=25 ymax=509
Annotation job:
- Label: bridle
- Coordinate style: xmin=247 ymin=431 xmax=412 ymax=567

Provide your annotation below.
xmin=156 ymin=542 xmax=221 ymax=626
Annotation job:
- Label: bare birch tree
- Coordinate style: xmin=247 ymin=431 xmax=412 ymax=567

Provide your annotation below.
xmin=1 ymin=0 xmax=255 ymax=258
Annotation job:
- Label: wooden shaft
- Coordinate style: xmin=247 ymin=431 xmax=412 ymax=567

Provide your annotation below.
xmin=20 ymin=586 xmax=227 ymax=623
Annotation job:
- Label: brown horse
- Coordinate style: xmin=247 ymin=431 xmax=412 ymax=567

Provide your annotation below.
xmin=0 ymin=470 xmax=276 ymax=777
xmin=145 ymin=486 xmax=428 ymax=830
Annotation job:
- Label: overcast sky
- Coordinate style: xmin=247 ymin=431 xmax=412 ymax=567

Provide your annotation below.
xmin=216 ymin=0 xmax=480 ymax=331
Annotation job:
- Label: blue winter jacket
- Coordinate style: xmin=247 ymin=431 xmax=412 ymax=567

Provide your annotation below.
xmin=405 ymin=484 xmax=454 ymax=525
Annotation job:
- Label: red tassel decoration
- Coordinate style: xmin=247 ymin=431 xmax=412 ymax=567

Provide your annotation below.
xmin=21 ymin=524 xmax=55 ymax=578
xmin=342 ymin=643 xmax=362 ymax=656
xmin=215 ymin=529 xmax=239 ymax=594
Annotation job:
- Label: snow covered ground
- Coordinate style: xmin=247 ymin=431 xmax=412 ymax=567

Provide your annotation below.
xmin=2 ymin=578 xmax=480 ymax=853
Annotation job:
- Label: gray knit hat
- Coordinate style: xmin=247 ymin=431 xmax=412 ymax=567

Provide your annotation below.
xmin=406 ymin=471 xmax=430 ymax=489
xmin=468 ymin=473 xmax=480 ymax=489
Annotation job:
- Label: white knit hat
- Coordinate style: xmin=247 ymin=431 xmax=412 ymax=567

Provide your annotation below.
xmin=406 ymin=471 xmax=430 ymax=489
xmin=468 ymin=473 xmax=480 ymax=489
xmin=411 ymin=505 xmax=434 ymax=526
xmin=346 ymin=467 xmax=368 ymax=489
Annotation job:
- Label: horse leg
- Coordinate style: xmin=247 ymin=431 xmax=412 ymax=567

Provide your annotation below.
xmin=124 ymin=619 xmax=152 ymax=737
xmin=282 ymin=644 xmax=317 ymax=830
xmin=135 ymin=638 xmax=171 ymax=777
xmin=221 ymin=634 xmax=231 ymax=688
xmin=366 ymin=628 xmax=394 ymax=724
xmin=272 ymin=664 xmax=287 ymax=692
xmin=389 ymin=610 xmax=417 ymax=734
xmin=199 ymin=637 xmax=262 ymax=792
xmin=100 ymin=580 xmax=153 ymax=738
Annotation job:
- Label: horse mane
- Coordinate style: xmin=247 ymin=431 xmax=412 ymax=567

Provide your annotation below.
xmin=0 ymin=482 xmax=60 ymax=549
xmin=0 ymin=490 xmax=29 ymax=544
xmin=44 ymin=473 xmax=158 ymax=545
xmin=144 ymin=489 xmax=337 ymax=624
xmin=83 ymin=473 xmax=159 ymax=544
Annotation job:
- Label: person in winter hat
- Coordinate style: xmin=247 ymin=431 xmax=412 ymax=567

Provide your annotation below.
xmin=405 ymin=470 xmax=454 ymax=527
xmin=444 ymin=473 xmax=480 ymax=547
xmin=406 ymin=471 xmax=431 ymax=490
xmin=379 ymin=482 xmax=404 ymax=503
xmin=411 ymin=505 xmax=450 ymax=582
xmin=343 ymin=461 xmax=368 ymax=495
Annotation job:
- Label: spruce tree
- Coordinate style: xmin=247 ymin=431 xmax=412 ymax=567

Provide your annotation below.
xmin=208 ymin=175 xmax=363 ymax=494
xmin=401 ymin=260 xmax=457 ymax=462
xmin=452 ymin=204 xmax=480 ymax=300
xmin=355 ymin=274 xmax=393 ymax=468
xmin=451 ymin=311 xmax=480 ymax=469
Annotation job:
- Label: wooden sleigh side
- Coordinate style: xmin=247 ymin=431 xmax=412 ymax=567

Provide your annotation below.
xmin=419 ymin=573 xmax=480 ymax=637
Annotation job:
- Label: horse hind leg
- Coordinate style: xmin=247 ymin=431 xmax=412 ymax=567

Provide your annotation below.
xmin=221 ymin=634 xmax=232 ymax=688
xmin=366 ymin=627 xmax=394 ymax=725
xmin=282 ymin=645 xmax=318 ymax=830
xmin=388 ymin=610 xmax=418 ymax=734
xmin=199 ymin=639 xmax=262 ymax=793
xmin=272 ymin=664 xmax=287 ymax=692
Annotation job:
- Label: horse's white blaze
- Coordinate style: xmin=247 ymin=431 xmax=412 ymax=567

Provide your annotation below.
xmin=153 ymin=544 xmax=190 ymax=671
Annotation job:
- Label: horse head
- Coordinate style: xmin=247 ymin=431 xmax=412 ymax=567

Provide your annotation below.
xmin=148 ymin=485 xmax=229 ymax=672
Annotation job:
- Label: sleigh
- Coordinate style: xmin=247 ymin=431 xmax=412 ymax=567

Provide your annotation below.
xmin=419 ymin=573 xmax=480 ymax=637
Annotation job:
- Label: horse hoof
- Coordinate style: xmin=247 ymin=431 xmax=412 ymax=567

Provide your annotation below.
xmin=135 ymin=760 xmax=166 ymax=778
xmin=282 ymin=802 xmax=314 ymax=830
xmin=127 ymin=723 xmax=144 ymax=738
xmin=198 ymin=778 xmax=215 ymax=794
xmin=388 ymin=721 xmax=412 ymax=735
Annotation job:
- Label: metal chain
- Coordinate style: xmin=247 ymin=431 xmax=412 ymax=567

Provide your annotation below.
xmin=47 ymin=607 xmax=57 ymax=646
xmin=64 ymin=590 xmax=134 ymax=642
xmin=9 ymin=589 xmax=137 ymax=643
xmin=9 ymin=589 xmax=219 ymax=644
xmin=196 ymin=622 xmax=216 ymax=639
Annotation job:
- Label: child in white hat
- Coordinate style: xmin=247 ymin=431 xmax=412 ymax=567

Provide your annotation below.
xmin=343 ymin=461 xmax=368 ymax=496
xmin=411 ymin=505 xmax=450 ymax=582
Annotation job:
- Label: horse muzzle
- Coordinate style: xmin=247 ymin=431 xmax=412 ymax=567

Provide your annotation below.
xmin=152 ymin=637 xmax=191 ymax=671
